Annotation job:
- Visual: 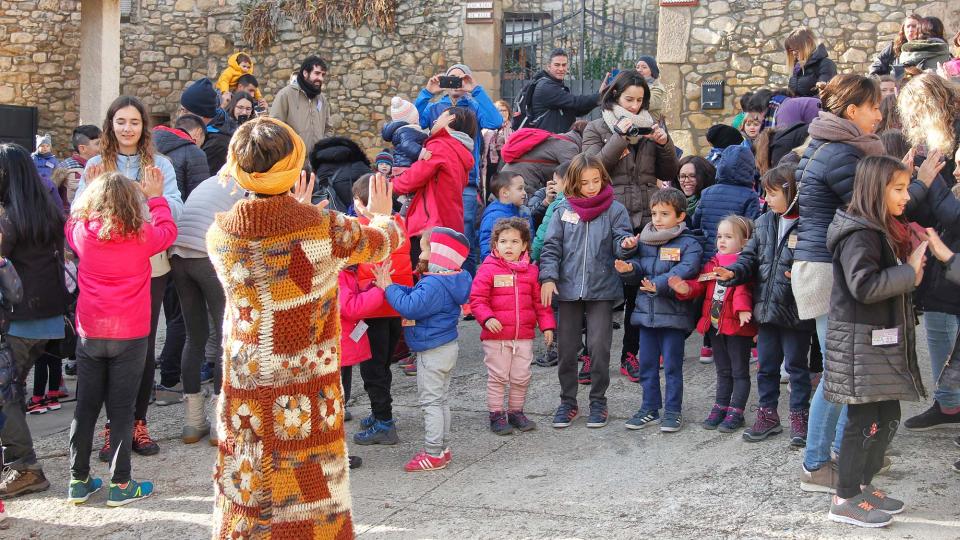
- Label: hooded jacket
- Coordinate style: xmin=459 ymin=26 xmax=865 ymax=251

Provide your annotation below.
xmin=308 ymin=137 xmax=372 ymax=210
xmin=338 ymin=267 xmax=386 ymax=366
xmin=391 ymin=128 xmax=475 ymax=236
xmin=356 ymin=213 xmax=414 ymax=319
xmin=385 ymin=270 xmax=472 ymax=351
xmin=153 ymin=126 xmax=210 ymax=200
xmin=692 ymin=144 xmax=761 ymax=260
xmin=215 ymin=52 xmax=263 ymax=100
xmin=381 ymin=120 xmax=428 ymax=168
xmin=478 ymin=201 xmax=532 ymax=261
xmin=500 ymin=129 xmax=582 ymax=196
xmin=270 ymin=80 xmax=329 ymax=154
xmin=528 ymin=71 xmax=600 ymax=134
xmin=899 ymin=39 xmax=953 ymax=71
xmin=788 ymin=44 xmax=837 ymax=98
xmin=823 ymin=210 xmax=925 ymax=404
xmin=583 ymin=117 xmax=680 ymax=230
xmin=469 ymin=252 xmax=555 ymax=341
xmin=202 ymin=110 xmax=236 ymax=176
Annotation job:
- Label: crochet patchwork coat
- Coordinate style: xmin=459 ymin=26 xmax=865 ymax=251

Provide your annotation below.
xmin=206 ymin=194 xmax=401 ymax=539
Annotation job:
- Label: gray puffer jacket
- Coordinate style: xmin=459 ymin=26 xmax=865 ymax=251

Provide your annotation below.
xmin=823 ymin=210 xmax=925 ymax=405
xmin=538 ymin=198 xmax=633 ymax=302
xmin=172 ymin=176 xmax=244 ymax=257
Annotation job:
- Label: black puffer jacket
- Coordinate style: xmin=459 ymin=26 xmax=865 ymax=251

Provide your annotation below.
xmin=788 ymin=44 xmax=837 ymax=98
xmin=202 ymin=111 xmax=236 ymax=176
xmin=916 ymin=224 xmax=960 ymax=315
xmin=823 ymin=210 xmax=925 ymax=404
xmin=528 ymin=71 xmax=600 ymax=134
xmin=769 ymin=122 xmax=809 ymax=167
xmin=722 ymin=212 xmax=813 ymax=330
xmin=0 ymin=209 xmax=68 ymax=321
xmin=309 ymin=137 xmax=372 ymax=210
xmin=152 ymin=127 xmax=209 ymax=200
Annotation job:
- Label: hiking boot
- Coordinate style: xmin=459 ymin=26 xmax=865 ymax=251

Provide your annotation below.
xmin=98 ymin=424 xmax=112 ymax=462
xmin=861 ymin=485 xmax=904 ymax=514
xmin=699 ymin=346 xmax=713 ymax=364
xmin=107 ymin=479 xmax=154 ymax=507
xmin=154 ymin=382 xmax=183 ymax=406
xmin=620 ymin=352 xmax=640 ymax=383
xmin=552 ymin=403 xmax=579 ymax=428
xmin=507 ymin=410 xmax=537 ymax=432
xmin=743 ymin=407 xmax=783 ymax=442
xmin=353 ymin=418 xmax=400 ymax=445
xmin=718 ymin=409 xmax=744 ymax=433
xmin=489 ymin=411 xmax=514 ymax=435
xmin=348 ymin=455 xmax=362 ymax=469
xmin=67 ymin=476 xmax=103 ymax=504
xmin=0 ymin=468 xmax=50 ymax=499
xmin=789 ymin=408 xmax=809 ymax=447
xmin=799 ymin=463 xmax=837 ymax=494
xmin=828 ymin=494 xmax=892 ymax=528
xmin=182 ymin=393 xmax=211 ymax=444
xmin=660 ymin=411 xmax=682 ymax=432
xmin=586 ymin=402 xmax=608 ymax=428
xmin=702 ymin=404 xmax=727 ymax=430
xmin=26 ymin=396 xmax=47 ymax=415
xmin=904 ymin=401 xmax=960 ymax=431
xmin=132 ymin=420 xmax=160 ymax=456
xmin=625 ymin=409 xmax=660 ymax=430
xmin=577 ymin=355 xmax=592 ymax=385
xmin=404 ymin=450 xmax=446 ymax=472
xmin=534 ymin=342 xmax=559 ymax=367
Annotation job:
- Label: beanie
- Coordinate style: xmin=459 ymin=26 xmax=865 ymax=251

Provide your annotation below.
xmin=706 ymin=124 xmax=744 ymax=149
xmin=636 ymin=55 xmax=660 ymax=79
xmin=390 ymin=96 xmax=419 ymax=125
xmin=445 ymin=63 xmax=473 ymax=77
xmin=35 ymin=133 xmax=52 ymax=151
xmin=428 ymin=227 xmax=469 ymax=272
xmin=180 ymin=78 xmax=219 ymax=119
xmin=375 ymin=150 xmax=394 ymax=166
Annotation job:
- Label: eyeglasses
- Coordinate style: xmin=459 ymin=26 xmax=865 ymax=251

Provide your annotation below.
xmin=678 ymin=174 xmax=697 ymax=180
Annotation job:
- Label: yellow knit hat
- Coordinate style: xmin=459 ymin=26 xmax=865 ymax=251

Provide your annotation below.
xmin=223 ymin=117 xmax=305 ymax=195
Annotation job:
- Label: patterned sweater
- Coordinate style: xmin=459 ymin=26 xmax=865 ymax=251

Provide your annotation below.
xmin=206 ymin=194 xmax=401 ymax=540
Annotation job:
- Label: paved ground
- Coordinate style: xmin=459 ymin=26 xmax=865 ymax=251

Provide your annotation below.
xmin=4 ymin=318 xmax=960 ymax=539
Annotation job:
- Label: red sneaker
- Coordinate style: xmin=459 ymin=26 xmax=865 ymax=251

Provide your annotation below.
xmin=404 ymin=450 xmax=447 ymax=472
xmin=699 ymin=347 xmax=713 ymax=364
xmin=442 ymin=447 xmax=452 ymax=463
xmin=47 ymin=389 xmax=69 ymax=400
xmin=26 ymin=397 xmax=48 ymax=415
xmin=620 ymin=352 xmax=640 ymax=383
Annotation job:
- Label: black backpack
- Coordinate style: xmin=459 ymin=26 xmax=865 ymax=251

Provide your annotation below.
xmin=511 ymin=78 xmax=546 ymax=131
xmin=313 ymin=168 xmax=349 ymax=213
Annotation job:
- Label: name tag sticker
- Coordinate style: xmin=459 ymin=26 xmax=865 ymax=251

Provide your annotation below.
xmin=561 ymin=210 xmax=580 ymax=224
xmin=402 ymin=319 xmax=416 ymax=327
xmin=660 ymin=247 xmax=681 ymax=262
xmin=787 ymin=234 xmax=798 ymax=249
xmin=697 ymin=273 xmax=717 ymax=282
xmin=349 ymin=320 xmax=369 ymax=342
xmin=872 ymin=328 xmax=899 ymax=347
xmin=493 ymin=274 xmax=515 ymax=287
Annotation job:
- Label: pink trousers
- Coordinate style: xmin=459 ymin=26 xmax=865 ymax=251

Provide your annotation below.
xmin=482 ymin=339 xmax=533 ymax=411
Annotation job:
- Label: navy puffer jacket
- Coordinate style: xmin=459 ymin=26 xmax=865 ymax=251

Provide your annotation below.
xmin=381 ymin=120 xmax=428 ymax=168
xmin=620 ymin=229 xmax=703 ymax=331
xmin=692 ymin=144 xmax=760 ymax=260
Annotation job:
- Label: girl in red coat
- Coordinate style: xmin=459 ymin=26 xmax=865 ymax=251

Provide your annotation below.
xmin=670 ymin=215 xmax=757 ymax=433
xmin=469 ymin=217 xmax=555 ymax=434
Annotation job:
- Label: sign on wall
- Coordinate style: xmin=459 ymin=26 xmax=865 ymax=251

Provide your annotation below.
xmin=659 ymin=0 xmax=699 ymax=6
xmin=466 ymin=1 xmax=494 ymax=24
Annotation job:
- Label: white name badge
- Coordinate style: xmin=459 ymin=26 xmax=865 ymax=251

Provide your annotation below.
xmin=872 ymin=328 xmax=899 ymax=347
xmin=350 ymin=320 xmax=369 ymax=342
xmin=561 ymin=210 xmax=580 ymax=224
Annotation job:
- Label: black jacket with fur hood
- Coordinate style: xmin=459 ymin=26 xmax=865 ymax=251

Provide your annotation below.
xmin=309 ymin=137 xmax=372 ymax=209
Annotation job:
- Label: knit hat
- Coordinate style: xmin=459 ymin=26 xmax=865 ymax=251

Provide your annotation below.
xmin=375 ymin=150 xmax=393 ymax=166
xmin=706 ymin=124 xmax=744 ymax=149
xmin=445 ymin=63 xmax=473 ymax=77
xmin=390 ymin=96 xmax=419 ymax=125
xmin=180 ymin=78 xmax=219 ymax=119
xmin=35 ymin=133 xmax=51 ymax=151
xmin=636 ymin=55 xmax=660 ymax=79
xmin=428 ymin=227 xmax=469 ymax=272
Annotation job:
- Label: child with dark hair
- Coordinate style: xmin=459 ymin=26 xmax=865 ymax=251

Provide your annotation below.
xmin=215 ymin=52 xmax=263 ymax=101
xmin=732 ymin=92 xmax=755 ymax=130
xmin=479 ymin=172 xmax=531 ymax=260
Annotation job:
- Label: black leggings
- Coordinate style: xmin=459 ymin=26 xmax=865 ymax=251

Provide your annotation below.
xmin=32 ymin=349 xmax=62 ymax=397
xmin=361 ymin=317 xmax=401 ymax=420
xmin=170 ymin=256 xmax=225 ymax=395
xmin=134 ymin=275 xmax=166 ymax=422
xmin=837 ymin=400 xmax=900 ymax=499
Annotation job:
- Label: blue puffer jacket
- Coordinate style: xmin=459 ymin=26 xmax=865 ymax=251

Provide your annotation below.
xmin=385 ymin=270 xmax=472 ymax=351
xmin=478 ymin=201 xmax=532 ymax=260
xmin=620 ymin=229 xmax=703 ymax=330
xmin=381 ymin=120 xmax=428 ymax=168
xmin=32 ymin=152 xmax=58 ymax=185
xmin=692 ymin=144 xmax=760 ymax=259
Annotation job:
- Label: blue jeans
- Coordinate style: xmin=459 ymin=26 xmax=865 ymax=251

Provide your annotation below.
xmin=757 ymin=324 xmax=812 ymax=411
xmin=804 ymin=314 xmax=848 ymax=470
xmin=462 ymin=186 xmax=479 ymax=276
xmin=638 ymin=326 xmax=685 ymax=414
xmin=925 ymin=311 xmax=960 ymax=407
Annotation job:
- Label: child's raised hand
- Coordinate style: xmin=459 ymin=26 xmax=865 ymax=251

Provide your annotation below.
xmin=367 ymin=173 xmax=393 ymax=216
xmin=540 ymin=281 xmax=557 ymax=307
xmin=621 ymin=235 xmax=639 ymax=250
xmin=484 ymin=318 xmax=503 ymax=333
xmin=543 ymin=329 xmax=554 ymax=347
xmin=614 ymin=259 xmax=633 ymax=274
xmin=917 ymin=149 xmax=945 ymax=188
xmin=667 ymin=275 xmax=689 ymax=295
xmin=292 ymin=170 xmax=316 ymax=205
xmin=373 ymin=261 xmax=394 ymax=289
xmin=639 ymin=277 xmax=657 ymax=293
xmin=908 ymin=240 xmax=928 ymax=286
xmin=141 ymin=165 xmax=164 ymax=199
xmin=738 ymin=311 xmax=752 ymax=327
xmin=926 ymin=227 xmax=954 ymax=262
xmin=713 ymin=267 xmax=735 ymax=281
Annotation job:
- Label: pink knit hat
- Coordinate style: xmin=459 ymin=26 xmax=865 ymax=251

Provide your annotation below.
xmin=428 ymin=227 xmax=469 ymax=271
xmin=390 ymin=96 xmax=419 ymax=125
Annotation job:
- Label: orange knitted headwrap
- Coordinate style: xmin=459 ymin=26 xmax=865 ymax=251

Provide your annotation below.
xmin=223 ymin=117 xmax=305 ymax=195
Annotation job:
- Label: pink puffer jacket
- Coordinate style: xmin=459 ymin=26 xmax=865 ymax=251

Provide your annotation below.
xmin=339 ymin=268 xmax=386 ymax=367
xmin=469 ymin=252 xmax=555 ymax=341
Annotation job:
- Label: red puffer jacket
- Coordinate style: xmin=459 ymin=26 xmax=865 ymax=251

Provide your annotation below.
xmin=391 ymin=128 xmax=475 ymax=236
xmin=675 ymin=254 xmax=757 ymax=338
xmin=356 ymin=213 xmax=414 ymax=319
xmin=469 ymin=252 xmax=555 ymax=341
xmin=339 ymin=268 xmax=386 ymax=366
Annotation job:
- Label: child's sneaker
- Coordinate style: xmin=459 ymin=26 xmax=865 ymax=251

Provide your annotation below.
xmin=353 ymin=418 xmax=399 ymax=445
xmin=489 ymin=411 xmax=514 ymax=436
xmin=750 ymin=347 xmax=759 ymax=363
xmin=0 ymin=498 xmax=7 ymax=530
xmin=660 ymin=411 xmax=682 ymax=432
xmin=625 ymin=408 xmax=660 ymax=430
xmin=106 ymin=479 xmax=154 ymax=507
xmin=551 ymin=403 xmax=578 ymax=428
xmin=402 ymin=361 xmax=417 ymax=377
xmin=404 ymin=450 xmax=446 ymax=472
xmin=26 ymin=396 xmax=48 ymax=414
xmin=620 ymin=352 xmax=640 ymax=383
xmin=743 ymin=406 xmax=782 ymax=441
xmin=718 ymin=408 xmax=744 ymax=433
xmin=507 ymin=410 xmax=537 ymax=432
xmin=586 ymin=401 xmax=608 ymax=428
xmin=42 ymin=395 xmax=61 ymax=411
xmin=702 ymin=404 xmax=727 ymax=430
xmin=534 ymin=342 xmax=559 ymax=367
xmin=67 ymin=476 xmax=103 ymax=504
xmin=699 ymin=346 xmax=713 ymax=364
xmin=577 ymin=355 xmax=592 ymax=384
xmin=789 ymin=408 xmax=809 ymax=447
xmin=132 ymin=420 xmax=160 ymax=456
xmin=828 ymin=494 xmax=892 ymax=528
xmin=47 ymin=389 xmax=69 ymax=400
xmin=442 ymin=447 xmax=452 ymax=463
xmin=861 ymin=485 xmax=904 ymax=514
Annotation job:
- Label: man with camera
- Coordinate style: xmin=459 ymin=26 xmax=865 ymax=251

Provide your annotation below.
xmin=528 ymin=48 xmax=609 ymax=134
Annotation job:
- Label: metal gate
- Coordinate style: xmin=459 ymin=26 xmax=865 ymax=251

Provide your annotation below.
xmin=501 ymin=0 xmax=658 ymax=119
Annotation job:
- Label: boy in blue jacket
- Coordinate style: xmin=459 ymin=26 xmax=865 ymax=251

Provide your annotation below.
xmin=479 ymin=172 xmax=532 ymax=261
xmin=692 ymin=143 xmax=760 ymax=260
xmin=618 ymin=188 xmax=703 ymax=432
xmin=374 ymin=227 xmax=472 ymax=472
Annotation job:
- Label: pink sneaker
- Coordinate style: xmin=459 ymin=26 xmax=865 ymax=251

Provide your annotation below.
xmin=442 ymin=447 xmax=452 ymax=463
xmin=750 ymin=347 xmax=759 ymax=363
xmin=0 ymin=498 xmax=7 ymax=529
xmin=699 ymin=347 xmax=713 ymax=364
xmin=404 ymin=450 xmax=447 ymax=472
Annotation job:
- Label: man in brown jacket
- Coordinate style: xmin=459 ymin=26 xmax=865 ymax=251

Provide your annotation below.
xmin=270 ymin=56 xmax=330 ymax=153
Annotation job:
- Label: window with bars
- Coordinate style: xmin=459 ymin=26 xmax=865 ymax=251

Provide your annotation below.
xmin=121 ymin=0 xmax=133 ymax=22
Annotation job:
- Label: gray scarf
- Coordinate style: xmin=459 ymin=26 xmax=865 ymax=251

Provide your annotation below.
xmin=639 ymin=221 xmax=686 ymax=246
xmin=602 ymin=105 xmax=655 ymax=144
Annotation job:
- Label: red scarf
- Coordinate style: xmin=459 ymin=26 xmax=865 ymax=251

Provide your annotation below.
xmin=886 ymin=217 xmax=921 ymax=261
xmin=567 ymin=184 xmax=614 ymax=222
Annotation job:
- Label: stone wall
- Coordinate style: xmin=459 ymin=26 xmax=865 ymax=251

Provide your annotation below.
xmin=0 ymin=0 xmax=82 ymax=154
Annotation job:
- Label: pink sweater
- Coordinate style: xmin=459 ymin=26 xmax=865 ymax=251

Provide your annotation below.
xmin=66 ymin=198 xmax=177 ymax=339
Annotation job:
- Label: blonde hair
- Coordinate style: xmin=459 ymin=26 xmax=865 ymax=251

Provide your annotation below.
xmin=897 ymin=73 xmax=960 ymax=155
xmin=70 ymin=172 xmax=146 ymax=241
xmin=719 ymin=214 xmax=754 ymax=245
xmin=784 ymin=28 xmax=817 ymax=68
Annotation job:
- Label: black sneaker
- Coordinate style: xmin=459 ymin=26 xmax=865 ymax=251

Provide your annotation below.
xmin=904 ymin=401 xmax=960 ymax=431
xmin=552 ymin=403 xmax=578 ymax=428
xmin=586 ymin=402 xmax=608 ymax=428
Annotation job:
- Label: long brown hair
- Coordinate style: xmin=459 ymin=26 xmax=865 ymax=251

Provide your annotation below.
xmin=70 ymin=172 xmax=147 ymax=241
xmin=100 ymin=96 xmax=155 ymax=177
xmin=563 ymin=153 xmax=611 ymax=198
xmin=761 ymin=163 xmax=799 ymax=217
xmin=818 ymin=74 xmax=881 ymax=118
xmin=784 ymin=28 xmax=817 ymax=68
xmin=893 ymin=13 xmax=923 ymax=56
xmin=876 ymin=94 xmax=901 ymax=132
xmin=848 ymin=155 xmax=911 ymax=260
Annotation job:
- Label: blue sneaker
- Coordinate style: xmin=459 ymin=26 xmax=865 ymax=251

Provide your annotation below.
xmin=67 ymin=476 xmax=103 ymax=504
xmin=660 ymin=411 xmax=683 ymax=432
xmin=625 ymin=409 xmax=660 ymax=430
xmin=359 ymin=414 xmax=376 ymax=430
xmin=551 ymin=403 xmax=579 ymax=428
xmin=200 ymin=362 xmax=214 ymax=385
xmin=353 ymin=419 xmax=399 ymax=445
xmin=107 ymin=479 xmax=154 ymax=507
xmin=586 ymin=402 xmax=608 ymax=428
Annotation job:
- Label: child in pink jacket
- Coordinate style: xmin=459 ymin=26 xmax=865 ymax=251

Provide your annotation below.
xmin=469 ymin=217 xmax=555 ymax=435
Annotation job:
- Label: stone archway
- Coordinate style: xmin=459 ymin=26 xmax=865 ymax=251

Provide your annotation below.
xmin=79 ymin=0 xmax=121 ymax=124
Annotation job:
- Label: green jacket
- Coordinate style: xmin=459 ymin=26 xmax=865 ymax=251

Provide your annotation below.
xmin=532 ymin=193 xmax=565 ymax=261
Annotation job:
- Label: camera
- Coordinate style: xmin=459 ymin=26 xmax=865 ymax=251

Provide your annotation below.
xmin=615 ymin=124 xmax=654 ymax=137
xmin=438 ymin=76 xmax=463 ymax=89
